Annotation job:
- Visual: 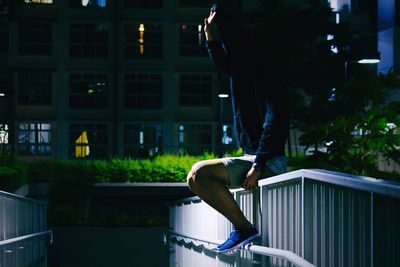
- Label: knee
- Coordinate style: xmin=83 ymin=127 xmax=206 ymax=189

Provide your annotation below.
xmin=186 ymin=162 xmax=204 ymax=190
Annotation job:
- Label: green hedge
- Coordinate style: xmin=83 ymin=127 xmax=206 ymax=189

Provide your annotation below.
xmin=0 ymin=151 xmax=27 ymax=192
xmin=27 ymin=153 xmax=217 ymax=184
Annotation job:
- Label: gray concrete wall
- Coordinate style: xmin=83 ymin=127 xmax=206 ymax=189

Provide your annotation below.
xmin=48 ymin=227 xmax=169 ymax=267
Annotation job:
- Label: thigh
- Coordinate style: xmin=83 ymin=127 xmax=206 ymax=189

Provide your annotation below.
xmin=191 ymin=159 xmax=230 ymax=185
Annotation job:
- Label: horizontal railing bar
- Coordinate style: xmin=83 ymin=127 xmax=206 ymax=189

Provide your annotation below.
xmin=0 ymin=231 xmax=53 ymax=247
xmin=242 ymin=244 xmax=315 ymax=267
xmin=0 ymin=190 xmax=47 ymax=206
xmin=170 ymin=231 xmax=315 ymax=267
xmin=258 ymin=169 xmax=400 ymax=199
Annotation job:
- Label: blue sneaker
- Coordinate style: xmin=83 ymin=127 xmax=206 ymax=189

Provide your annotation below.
xmin=217 ymin=227 xmax=260 ymax=253
xmin=217 ymin=227 xmax=239 ymax=249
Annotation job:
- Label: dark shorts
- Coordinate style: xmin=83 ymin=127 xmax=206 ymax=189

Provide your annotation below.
xmin=221 ymin=155 xmax=287 ymax=187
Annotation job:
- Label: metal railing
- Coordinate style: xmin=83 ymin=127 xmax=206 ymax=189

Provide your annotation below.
xmin=168 ymin=169 xmax=400 ymax=267
xmin=0 ymin=190 xmax=52 ymax=267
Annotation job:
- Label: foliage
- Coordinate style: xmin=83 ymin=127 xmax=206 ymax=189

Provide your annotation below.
xmin=299 ymin=71 xmax=400 ymax=175
xmin=0 ymin=151 xmax=27 ymax=192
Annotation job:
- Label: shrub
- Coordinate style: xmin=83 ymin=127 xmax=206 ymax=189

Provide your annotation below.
xmin=0 ymin=151 xmax=27 ymax=192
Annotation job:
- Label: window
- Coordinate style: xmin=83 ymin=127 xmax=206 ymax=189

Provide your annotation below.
xmin=179 ymin=0 xmax=211 ymax=8
xmin=70 ymin=0 xmax=107 ymax=8
xmin=124 ymin=23 xmax=163 ymax=58
xmin=18 ymin=23 xmax=52 ymax=55
xmin=24 ymin=0 xmax=53 ymax=3
xmin=0 ymin=73 xmax=9 ymax=97
xmin=69 ymin=23 xmax=108 ymax=58
xmin=69 ymin=123 xmax=108 ymax=159
xmin=69 ymin=73 xmax=108 ymax=109
xmin=179 ymin=74 xmax=212 ymax=107
xmin=18 ymin=123 xmax=52 ymax=155
xmin=0 ymin=124 xmax=8 ymax=145
xmin=0 ymin=23 xmax=9 ymax=54
xmin=221 ymin=124 xmax=233 ymax=145
xmin=124 ymin=73 xmax=163 ymax=109
xmin=124 ymin=0 xmax=162 ymax=9
xmin=18 ymin=72 xmax=52 ymax=106
xmin=124 ymin=123 xmax=162 ymax=158
xmin=180 ymin=24 xmax=207 ymax=57
xmin=178 ymin=124 xmax=212 ymax=155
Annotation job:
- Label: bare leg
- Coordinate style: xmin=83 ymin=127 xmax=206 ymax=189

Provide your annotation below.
xmin=187 ymin=159 xmax=252 ymax=232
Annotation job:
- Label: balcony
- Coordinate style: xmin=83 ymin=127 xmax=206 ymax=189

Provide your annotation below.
xmin=0 ymin=190 xmax=52 ymax=266
xmin=168 ymin=169 xmax=400 ymax=267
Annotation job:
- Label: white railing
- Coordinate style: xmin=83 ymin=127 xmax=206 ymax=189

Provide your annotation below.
xmin=0 ymin=190 xmax=52 ymax=267
xmin=169 ymin=169 xmax=400 ymax=267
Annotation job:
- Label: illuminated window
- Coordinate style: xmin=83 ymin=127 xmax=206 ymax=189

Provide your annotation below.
xmin=0 ymin=24 xmax=9 ymax=54
xmin=0 ymin=124 xmax=8 ymax=145
xmin=18 ymin=72 xmax=52 ymax=106
xmin=178 ymin=124 xmax=212 ymax=155
xmin=179 ymin=74 xmax=212 ymax=107
xmin=18 ymin=123 xmax=52 ymax=155
xmin=18 ymin=23 xmax=52 ymax=55
xmin=124 ymin=0 xmax=162 ymax=9
xmin=179 ymin=0 xmax=211 ymax=8
xmin=24 ymin=0 xmax=53 ymax=4
xmin=124 ymin=123 xmax=162 ymax=158
xmin=70 ymin=0 xmax=107 ymax=8
xmin=69 ymin=123 xmax=108 ymax=159
xmin=124 ymin=23 xmax=162 ymax=58
xmin=180 ymin=24 xmax=207 ymax=57
xmin=69 ymin=23 xmax=108 ymax=58
xmin=69 ymin=73 xmax=108 ymax=109
xmin=124 ymin=73 xmax=163 ymax=109
xmin=221 ymin=124 xmax=233 ymax=145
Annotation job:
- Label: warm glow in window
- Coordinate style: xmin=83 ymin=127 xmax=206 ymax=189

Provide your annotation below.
xmin=25 ymin=0 xmax=53 ymax=3
xmin=75 ymin=130 xmax=90 ymax=158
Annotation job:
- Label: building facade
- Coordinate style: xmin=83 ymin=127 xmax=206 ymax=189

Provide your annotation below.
xmin=0 ymin=0 xmax=262 ymax=160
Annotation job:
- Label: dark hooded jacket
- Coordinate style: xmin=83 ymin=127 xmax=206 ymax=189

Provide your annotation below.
xmin=206 ymin=4 xmax=289 ymax=170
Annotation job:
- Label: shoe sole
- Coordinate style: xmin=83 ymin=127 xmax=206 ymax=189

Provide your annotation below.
xmin=216 ymin=234 xmax=260 ymax=254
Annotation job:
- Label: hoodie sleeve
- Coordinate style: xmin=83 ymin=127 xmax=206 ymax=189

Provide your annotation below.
xmin=206 ymin=40 xmax=230 ymax=74
xmin=253 ymin=92 xmax=289 ymax=170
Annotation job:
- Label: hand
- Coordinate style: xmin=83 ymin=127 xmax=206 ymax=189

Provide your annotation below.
xmin=204 ymin=11 xmax=216 ymax=41
xmin=242 ymin=167 xmax=261 ymax=190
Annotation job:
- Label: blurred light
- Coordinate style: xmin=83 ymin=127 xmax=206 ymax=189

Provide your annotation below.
xmin=336 ymin=13 xmax=340 ymax=24
xmin=88 ymin=89 xmax=94 ymax=94
xmin=82 ymin=0 xmax=89 ymax=6
xmin=218 ymin=94 xmax=229 ymax=98
xmin=198 ymin=24 xmax=202 ymax=32
xmin=331 ymin=45 xmax=338 ymax=54
xmin=139 ymin=24 xmax=145 ymax=32
xmin=0 ymin=93 xmax=5 ymax=97
xmin=357 ymin=59 xmax=380 ymax=64
xmin=327 ymin=34 xmax=334 ymax=41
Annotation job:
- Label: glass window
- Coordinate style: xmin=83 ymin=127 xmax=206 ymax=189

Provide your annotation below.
xmin=18 ymin=72 xmax=52 ymax=106
xmin=124 ymin=0 xmax=162 ymax=9
xmin=124 ymin=73 xmax=163 ymax=109
xmin=179 ymin=73 xmax=212 ymax=107
xmin=18 ymin=123 xmax=52 ymax=155
xmin=180 ymin=24 xmax=207 ymax=57
xmin=69 ymin=123 xmax=108 ymax=159
xmin=221 ymin=124 xmax=233 ymax=145
xmin=69 ymin=73 xmax=108 ymax=109
xmin=124 ymin=123 xmax=162 ymax=158
xmin=70 ymin=0 xmax=107 ymax=8
xmin=69 ymin=23 xmax=108 ymax=58
xmin=24 ymin=0 xmax=53 ymax=3
xmin=179 ymin=0 xmax=211 ymax=8
xmin=0 ymin=124 xmax=8 ymax=145
xmin=124 ymin=23 xmax=163 ymax=59
xmin=18 ymin=23 xmax=52 ymax=55
xmin=178 ymin=124 xmax=212 ymax=155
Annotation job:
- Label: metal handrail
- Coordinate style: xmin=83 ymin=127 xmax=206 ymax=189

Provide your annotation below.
xmin=0 ymin=230 xmax=53 ymax=247
xmin=0 ymin=190 xmax=47 ymax=206
xmin=170 ymin=231 xmax=315 ymax=267
xmin=258 ymin=169 xmax=400 ymax=199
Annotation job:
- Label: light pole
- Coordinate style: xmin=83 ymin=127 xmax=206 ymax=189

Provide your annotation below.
xmin=343 ymin=52 xmax=380 ymax=113
xmin=218 ymin=93 xmax=229 ymax=155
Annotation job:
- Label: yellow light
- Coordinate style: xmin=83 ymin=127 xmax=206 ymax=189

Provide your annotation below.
xmin=139 ymin=24 xmax=145 ymax=32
